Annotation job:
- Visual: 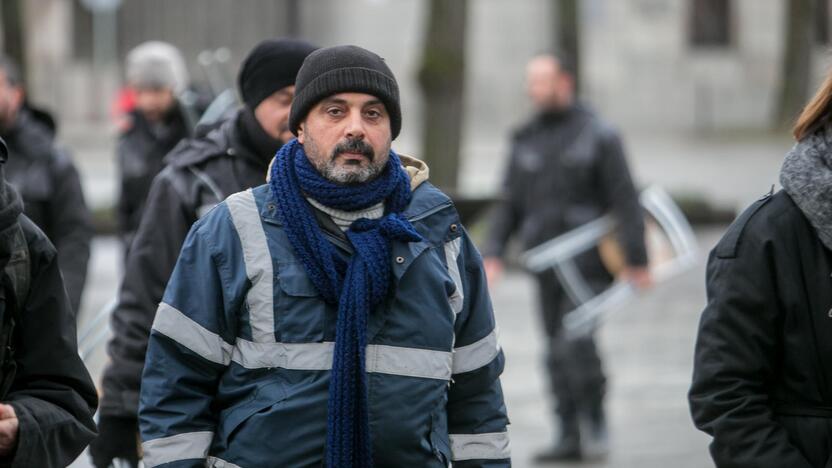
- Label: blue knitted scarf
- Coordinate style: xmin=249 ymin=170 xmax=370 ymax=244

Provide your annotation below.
xmin=269 ymin=139 xmax=422 ymax=467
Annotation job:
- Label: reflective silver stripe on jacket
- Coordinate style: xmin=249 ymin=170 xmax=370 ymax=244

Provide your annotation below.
xmin=444 ymin=237 xmax=464 ymax=315
xmin=207 ymin=456 xmax=244 ymax=468
xmin=141 ymin=431 xmax=214 ymax=467
xmin=152 ymin=302 xmax=233 ymax=366
xmin=232 ymin=340 xmax=453 ymax=380
xmin=154 ymin=305 xmax=455 ymax=380
xmin=366 ymin=344 xmax=452 ymax=380
xmin=232 ymin=340 xmax=334 ymax=371
xmin=226 ymin=189 xmax=275 ymax=342
xmin=452 ymin=328 xmax=501 ymax=375
xmin=449 ymin=432 xmax=511 ymax=461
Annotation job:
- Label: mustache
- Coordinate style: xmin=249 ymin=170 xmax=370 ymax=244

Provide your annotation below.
xmin=331 ymin=138 xmax=374 ymax=161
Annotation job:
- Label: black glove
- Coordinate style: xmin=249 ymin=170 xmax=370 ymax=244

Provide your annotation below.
xmin=88 ymin=415 xmax=140 ymax=468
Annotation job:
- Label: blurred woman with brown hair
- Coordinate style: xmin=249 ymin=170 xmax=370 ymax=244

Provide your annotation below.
xmin=689 ymin=71 xmax=832 ymax=467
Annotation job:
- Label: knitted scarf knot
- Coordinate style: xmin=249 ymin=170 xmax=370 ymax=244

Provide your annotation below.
xmin=269 ymin=139 xmax=422 ymax=467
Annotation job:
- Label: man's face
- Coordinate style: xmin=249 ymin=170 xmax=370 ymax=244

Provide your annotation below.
xmin=297 ymin=92 xmax=392 ymax=185
xmin=526 ymin=56 xmax=573 ymax=111
xmin=134 ymin=86 xmax=176 ymax=122
xmin=0 ymin=72 xmax=23 ymax=131
xmin=254 ymin=86 xmax=295 ymax=143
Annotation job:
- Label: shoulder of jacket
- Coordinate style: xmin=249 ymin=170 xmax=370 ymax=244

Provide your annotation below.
xmin=48 ymin=145 xmax=79 ymax=172
xmin=511 ymin=118 xmax=539 ymax=140
xmin=190 ymin=195 xmax=234 ymax=237
xmin=592 ymin=117 xmax=620 ymax=141
xmin=713 ymin=188 xmax=794 ymax=259
xmin=18 ymin=214 xmax=55 ymax=261
xmin=164 ymin=122 xmax=233 ymax=169
xmin=407 ymin=183 xmax=454 ymax=217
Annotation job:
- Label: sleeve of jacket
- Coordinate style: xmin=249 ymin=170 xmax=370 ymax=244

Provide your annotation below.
xmin=139 ymin=205 xmax=246 ymax=468
xmin=688 ymin=228 xmax=813 ymax=467
xmin=446 ymin=230 xmax=511 ymax=467
xmin=483 ymin=140 xmax=524 ymax=259
xmin=596 ymin=128 xmax=647 ymax=267
xmin=100 ymin=172 xmax=194 ymax=419
xmin=115 ymin=135 xmax=136 ymax=245
xmin=48 ymin=150 xmax=93 ymax=314
xmin=2 ymin=220 xmax=97 ymax=468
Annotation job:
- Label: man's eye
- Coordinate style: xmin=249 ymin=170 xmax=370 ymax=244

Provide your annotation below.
xmin=327 ymin=108 xmax=344 ymax=116
xmin=366 ymin=110 xmax=381 ymax=119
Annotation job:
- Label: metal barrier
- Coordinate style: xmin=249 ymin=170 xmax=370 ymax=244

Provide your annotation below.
xmin=77 ymin=298 xmax=117 ymax=362
xmin=521 ymin=186 xmax=699 ymax=337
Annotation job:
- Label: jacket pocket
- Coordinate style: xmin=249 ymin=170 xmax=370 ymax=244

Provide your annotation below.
xmin=219 ymin=380 xmax=288 ymax=445
xmin=275 ymin=262 xmax=326 ymax=342
xmin=429 ymin=402 xmax=452 ymax=467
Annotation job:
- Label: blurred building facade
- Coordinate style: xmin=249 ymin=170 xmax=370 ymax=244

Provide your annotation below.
xmin=4 ymin=0 xmax=830 ymax=187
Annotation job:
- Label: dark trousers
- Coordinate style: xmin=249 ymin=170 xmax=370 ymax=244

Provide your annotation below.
xmin=534 ymin=252 xmax=611 ymax=430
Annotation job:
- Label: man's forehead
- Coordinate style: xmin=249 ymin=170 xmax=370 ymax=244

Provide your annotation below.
xmin=319 ymin=93 xmax=383 ymax=106
xmin=527 ymin=56 xmax=561 ymax=76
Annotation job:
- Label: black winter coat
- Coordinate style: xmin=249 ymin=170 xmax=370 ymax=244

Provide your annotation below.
xmin=484 ymin=104 xmax=647 ymax=267
xmin=689 ymin=190 xmax=832 ymax=468
xmin=100 ymin=110 xmax=273 ymax=417
xmin=2 ymin=108 xmax=92 ymax=314
xmin=116 ymin=107 xmax=189 ymax=253
xmin=1 ymin=215 xmax=98 ymax=467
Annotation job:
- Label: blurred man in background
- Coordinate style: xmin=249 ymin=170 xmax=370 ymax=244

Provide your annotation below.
xmin=483 ymin=53 xmax=649 ymax=463
xmin=90 ymin=37 xmax=317 ymax=468
xmin=117 ymin=41 xmax=191 ymax=256
xmin=0 ymin=136 xmax=97 ymax=467
xmin=0 ymin=55 xmax=92 ymax=316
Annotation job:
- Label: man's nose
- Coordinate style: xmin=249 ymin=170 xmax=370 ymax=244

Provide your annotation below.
xmin=344 ymin=111 xmax=366 ymax=140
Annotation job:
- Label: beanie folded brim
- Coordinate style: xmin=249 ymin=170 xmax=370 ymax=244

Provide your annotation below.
xmin=289 ymin=67 xmax=402 ymax=139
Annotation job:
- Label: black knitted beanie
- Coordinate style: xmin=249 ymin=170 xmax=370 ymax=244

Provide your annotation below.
xmin=289 ymin=45 xmax=401 ymax=139
xmin=238 ymin=38 xmax=318 ymax=110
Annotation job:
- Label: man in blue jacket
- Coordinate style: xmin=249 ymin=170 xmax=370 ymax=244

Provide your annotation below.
xmin=139 ymin=45 xmax=511 ymax=467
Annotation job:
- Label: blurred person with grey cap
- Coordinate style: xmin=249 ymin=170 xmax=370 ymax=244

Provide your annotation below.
xmin=0 ymin=135 xmax=98 ymax=467
xmin=117 ymin=41 xmax=191 ymax=257
xmin=89 ymin=37 xmax=318 ymax=468
xmin=483 ymin=53 xmax=649 ymax=463
xmin=0 ymin=55 xmax=92 ymax=316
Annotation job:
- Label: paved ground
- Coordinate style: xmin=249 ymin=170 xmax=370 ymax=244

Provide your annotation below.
xmin=494 ymin=228 xmax=721 ymax=468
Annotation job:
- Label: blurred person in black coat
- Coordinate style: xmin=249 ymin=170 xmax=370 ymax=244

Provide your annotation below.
xmin=484 ymin=53 xmax=650 ymax=463
xmin=0 ymin=55 xmax=92 ymax=315
xmin=0 ymin=136 xmax=97 ymax=467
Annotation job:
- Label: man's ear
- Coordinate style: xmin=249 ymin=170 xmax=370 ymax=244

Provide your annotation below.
xmin=297 ymin=123 xmax=305 ymax=144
